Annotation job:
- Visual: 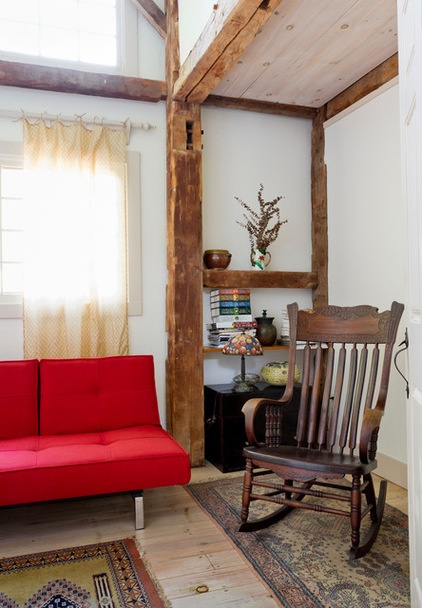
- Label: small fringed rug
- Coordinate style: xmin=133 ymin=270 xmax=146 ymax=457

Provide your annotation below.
xmin=0 ymin=538 xmax=169 ymax=608
xmin=187 ymin=477 xmax=410 ymax=608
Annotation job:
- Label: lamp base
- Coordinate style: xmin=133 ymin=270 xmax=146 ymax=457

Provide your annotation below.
xmin=233 ymin=373 xmax=260 ymax=385
xmin=232 ymin=382 xmax=255 ymax=392
xmin=232 ymin=373 xmax=260 ymax=392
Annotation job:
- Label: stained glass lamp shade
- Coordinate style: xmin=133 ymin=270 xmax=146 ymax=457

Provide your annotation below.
xmin=221 ymin=332 xmax=263 ymax=392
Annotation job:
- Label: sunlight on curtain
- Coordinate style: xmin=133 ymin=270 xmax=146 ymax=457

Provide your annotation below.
xmin=22 ymin=119 xmax=129 ymax=358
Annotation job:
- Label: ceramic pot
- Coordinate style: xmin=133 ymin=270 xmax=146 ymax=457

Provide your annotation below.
xmin=203 ymin=249 xmax=232 ymax=270
xmin=261 ymin=361 xmax=301 ymax=385
xmin=255 ymin=310 xmax=277 ymax=346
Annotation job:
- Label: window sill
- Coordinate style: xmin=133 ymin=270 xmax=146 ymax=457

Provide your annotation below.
xmin=0 ymin=303 xmax=22 ymax=319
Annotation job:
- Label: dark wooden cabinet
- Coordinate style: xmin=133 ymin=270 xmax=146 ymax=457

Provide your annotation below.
xmin=204 ymin=382 xmax=300 ymax=472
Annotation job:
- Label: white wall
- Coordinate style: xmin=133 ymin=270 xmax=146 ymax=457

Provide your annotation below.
xmin=0 ymin=6 xmax=171 ymax=420
xmin=201 ymin=86 xmax=407 ymax=480
xmin=201 ymin=105 xmax=314 ymax=384
xmin=0 ymin=86 xmax=168 ymax=420
xmin=137 ymin=0 xmax=165 ymax=80
xmin=178 ymin=0 xmax=216 ymax=64
xmin=325 ymin=83 xmax=408 ymax=472
xmin=0 ymin=10 xmax=407 ymax=471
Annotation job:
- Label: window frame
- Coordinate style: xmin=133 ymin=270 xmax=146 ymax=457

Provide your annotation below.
xmin=0 ymin=0 xmax=139 ymax=77
xmin=0 ymin=142 xmax=23 ymax=317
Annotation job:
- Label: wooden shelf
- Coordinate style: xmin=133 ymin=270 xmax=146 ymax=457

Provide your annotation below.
xmin=203 ymin=344 xmax=290 ymax=354
xmin=203 ymin=270 xmax=318 ymax=289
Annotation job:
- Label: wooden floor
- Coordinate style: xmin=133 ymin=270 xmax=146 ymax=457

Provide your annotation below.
xmin=0 ymin=462 xmax=408 ymax=607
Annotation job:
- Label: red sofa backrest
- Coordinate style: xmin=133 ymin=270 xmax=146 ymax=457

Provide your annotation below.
xmin=0 ymin=359 xmax=39 ymax=439
xmin=39 ymin=355 xmax=161 ymax=435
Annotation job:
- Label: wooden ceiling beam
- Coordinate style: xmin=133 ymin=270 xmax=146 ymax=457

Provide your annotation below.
xmin=173 ymin=0 xmax=283 ymax=105
xmin=0 ymin=59 xmax=166 ymax=102
xmin=204 ymin=94 xmax=318 ymax=119
xmin=326 ymin=54 xmax=398 ymax=121
xmin=130 ymin=0 xmax=166 ymax=38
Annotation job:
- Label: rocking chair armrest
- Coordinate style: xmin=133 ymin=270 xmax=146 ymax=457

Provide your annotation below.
xmin=242 ymin=396 xmax=289 ymax=446
xmin=359 ymin=408 xmax=383 ymax=464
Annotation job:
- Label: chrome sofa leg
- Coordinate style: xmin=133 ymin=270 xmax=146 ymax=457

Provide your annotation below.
xmin=134 ymin=492 xmax=144 ymax=529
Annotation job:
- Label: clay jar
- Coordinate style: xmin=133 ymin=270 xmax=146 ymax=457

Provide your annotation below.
xmin=203 ymin=249 xmax=232 ymax=270
xmin=255 ymin=310 xmax=277 ymax=346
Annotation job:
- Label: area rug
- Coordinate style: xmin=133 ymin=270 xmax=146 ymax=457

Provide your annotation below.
xmin=187 ymin=477 xmax=410 ymax=607
xmin=0 ymin=538 xmax=169 ymax=608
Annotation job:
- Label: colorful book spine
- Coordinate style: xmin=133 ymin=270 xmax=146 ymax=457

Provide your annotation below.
xmin=233 ymin=320 xmax=258 ymax=328
xmin=210 ymin=300 xmax=251 ymax=309
xmin=211 ymin=313 xmax=253 ymax=322
xmin=207 ymin=321 xmax=240 ymax=329
xmin=210 ymin=293 xmax=251 ymax=302
xmin=211 ymin=307 xmax=252 ymax=316
xmin=210 ymin=287 xmax=251 ymax=296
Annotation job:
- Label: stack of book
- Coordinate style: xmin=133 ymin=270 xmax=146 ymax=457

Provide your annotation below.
xmin=279 ymin=308 xmax=313 ymax=346
xmin=207 ymin=288 xmax=256 ymax=348
xmin=206 ymin=321 xmax=258 ymax=348
xmin=280 ymin=309 xmax=290 ymax=344
xmin=210 ymin=288 xmax=253 ymax=324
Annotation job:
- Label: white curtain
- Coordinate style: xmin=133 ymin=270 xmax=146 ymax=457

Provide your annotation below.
xmin=22 ymin=119 xmax=129 ymax=359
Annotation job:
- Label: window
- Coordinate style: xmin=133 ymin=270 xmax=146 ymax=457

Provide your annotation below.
xmin=0 ymin=142 xmax=141 ymax=318
xmin=0 ymin=0 xmax=138 ymax=73
xmin=0 ymin=144 xmax=23 ymax=313
xmin=0 ymin=168 xmax=23 ymax=293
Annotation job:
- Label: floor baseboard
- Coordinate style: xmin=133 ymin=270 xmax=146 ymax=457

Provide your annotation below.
xmin=376 ymin=452 xmax=408 ymax=489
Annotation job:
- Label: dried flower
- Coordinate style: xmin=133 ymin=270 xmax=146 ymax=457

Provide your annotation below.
xmin=235 ymin=183 xmax=287 ymax=251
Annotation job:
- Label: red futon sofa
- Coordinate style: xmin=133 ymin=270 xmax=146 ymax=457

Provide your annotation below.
xmin=0 ymin=355 xmax=191 ymax=528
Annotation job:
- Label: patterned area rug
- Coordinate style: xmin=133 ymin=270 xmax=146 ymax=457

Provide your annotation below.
xmin=0 ymin=538 xmax=169 ymax=608
xmin=187 ymin=477 xmax=410 ymax=607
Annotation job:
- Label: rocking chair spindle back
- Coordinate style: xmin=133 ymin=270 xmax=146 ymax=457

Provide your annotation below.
xmin=239 ymin=301 xmax=404 ymax=558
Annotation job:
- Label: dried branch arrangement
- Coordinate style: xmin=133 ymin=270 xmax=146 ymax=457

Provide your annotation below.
xmin=236 ymin=183 xmax=287 ymax=251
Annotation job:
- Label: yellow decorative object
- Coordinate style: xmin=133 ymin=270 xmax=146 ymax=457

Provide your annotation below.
xmin=261 ymin=361 xmax=300 ymax=386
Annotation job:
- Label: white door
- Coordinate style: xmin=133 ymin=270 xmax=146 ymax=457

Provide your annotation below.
xmin=397 ymin=0 xmax=422 ymax=604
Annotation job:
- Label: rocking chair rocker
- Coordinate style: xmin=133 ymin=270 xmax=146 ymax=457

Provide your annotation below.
xmin=239 ymin=301 xmax=404 ymax=558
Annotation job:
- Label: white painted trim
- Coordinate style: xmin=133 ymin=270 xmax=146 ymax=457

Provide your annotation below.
xmin=376 ymin=451 xmax=408 ymax=489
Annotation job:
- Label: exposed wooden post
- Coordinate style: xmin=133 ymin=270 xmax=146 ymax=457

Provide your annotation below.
xmin=165 ymin=0 xmax=204 ymax=466
xmin=311 ymin=106 xmax=328 ymax=308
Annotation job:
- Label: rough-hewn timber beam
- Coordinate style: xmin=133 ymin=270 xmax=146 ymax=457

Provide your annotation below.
xmin=326 ymin=54 xmax=398 ymax=121
xmin=130 ymin=0 xmax=167 ymax=38
xmin=204 ymin=94 xmax=318 ymax=119
xmin=173 ymin=0 xmax=283 ymax=104
xmin=166 ymin=0 xmax=204 ymax=467
xmin=311 ymin=106 xmax=328 ymax=308
xmin=0 ymin=60 xmax=166 ymax=102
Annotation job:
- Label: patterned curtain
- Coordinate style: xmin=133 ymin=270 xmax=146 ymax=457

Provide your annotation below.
xmin=22 ymin=119 xmax=129 ymax=359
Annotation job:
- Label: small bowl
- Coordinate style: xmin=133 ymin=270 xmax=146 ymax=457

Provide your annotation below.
xmin=203 ymin=249 xmax=232 ymax=270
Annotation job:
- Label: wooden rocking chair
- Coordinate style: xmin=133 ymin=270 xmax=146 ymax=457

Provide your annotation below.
xmin=239 ymin=301 xmax=404 ymax=558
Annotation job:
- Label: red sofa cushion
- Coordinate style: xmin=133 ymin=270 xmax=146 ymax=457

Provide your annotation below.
xmin=0 ymin=425 xmax=191 ymax=506
xmin=40 ymin=355 xmax=161 ymax=435
xmin=0 ymin=360 xmax=39 ymax=439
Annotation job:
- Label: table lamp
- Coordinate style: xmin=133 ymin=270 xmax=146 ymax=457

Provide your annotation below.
xmin=222 ymin=332 xmax=263 ymax=392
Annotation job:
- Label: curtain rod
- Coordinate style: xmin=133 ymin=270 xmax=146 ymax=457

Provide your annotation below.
xmin=0 ymin=109 xmax=156 ymax=143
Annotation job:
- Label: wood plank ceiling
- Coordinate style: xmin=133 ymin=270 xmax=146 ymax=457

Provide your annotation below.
xmin=209 ymin=0 xmax=397 ymax=108
xmin=207 ymin=0 xmax=398 ymax=108
xmin=0 ymin=0 xmax=398 ymax=112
